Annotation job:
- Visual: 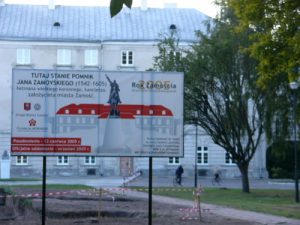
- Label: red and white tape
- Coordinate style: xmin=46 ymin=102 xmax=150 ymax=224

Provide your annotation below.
xmin=181 ymin=216 xmax=200 ymax=220
xmin=0 ymin=187 xmax=201 ymax=199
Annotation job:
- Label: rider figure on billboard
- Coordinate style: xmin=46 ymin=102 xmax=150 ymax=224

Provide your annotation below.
xmin=106 ymin=74 xmax=121 ymax=116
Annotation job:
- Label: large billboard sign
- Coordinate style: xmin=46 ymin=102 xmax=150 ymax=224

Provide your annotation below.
xmin=11 ymin=69 xmax=184 ymax=157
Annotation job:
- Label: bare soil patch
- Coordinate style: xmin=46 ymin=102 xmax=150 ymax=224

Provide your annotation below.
xmin=0 ymin=187 xmax=262 ymax=225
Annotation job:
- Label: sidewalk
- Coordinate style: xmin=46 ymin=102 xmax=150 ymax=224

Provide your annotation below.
xmin=0 ymin=176 xmax=125 ymax=187
xmin=122 ymin=189 xmax=300 ymax=225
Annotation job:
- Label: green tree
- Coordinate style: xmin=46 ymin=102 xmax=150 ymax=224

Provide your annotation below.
xmin=227 ymin=0 xmax=300 ymax=87
xmin=153 ymin=6 xmax=267 ymax=193
xmin=267 ymin=141 xmax=300 ymax=179
xmin=153 ymin=34 xmax=186 ymax=72
xmin=110 ymin=0 xmax=132 ymax=17
xmin=226 ymin=0 xmax=300 ymax=161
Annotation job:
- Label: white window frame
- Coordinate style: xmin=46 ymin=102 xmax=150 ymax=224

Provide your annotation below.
xmin=168 ymin=157 xmax=180 ymax=165
xmin=197 ymin=146 xmax=208 ymax=165
xmin=57 ymin=156 xmax=69 ymax=165
xmin=57 ymin=49 xmax=71 ymax=65
xmin=84 ymin=49 xmax=98 ymax=66
xmin=16 ymin=48 xmax=31 ymax=65
xmin=16 ymin=156 xmax=28 ymax=165
xmin=121 ymin=50 xmax=134 ymax=66
xmin=84 ymin=156 xmax=96 ymax=165
xmin=225 ymin=152 xmax=236 ymax=165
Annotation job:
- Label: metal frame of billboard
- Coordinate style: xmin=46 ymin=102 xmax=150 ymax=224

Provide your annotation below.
xmin=11 ymin=68 xmax=184 ymax=157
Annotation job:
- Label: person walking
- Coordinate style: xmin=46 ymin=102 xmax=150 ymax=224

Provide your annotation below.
xmin=175 ymin=165 xmax=184 ymax=185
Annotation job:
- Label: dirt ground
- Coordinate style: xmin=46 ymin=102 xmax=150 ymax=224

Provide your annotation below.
xmin=0 ymin=187 xmax=262 ymax=225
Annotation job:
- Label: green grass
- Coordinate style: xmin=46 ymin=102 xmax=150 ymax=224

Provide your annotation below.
xmin=1 ymin=184 xmax=92 ymax=190
xmin=141 ymin=187 xmax=300 ymax=219
xmin=0 ymin=178 xmax=41 ymax=181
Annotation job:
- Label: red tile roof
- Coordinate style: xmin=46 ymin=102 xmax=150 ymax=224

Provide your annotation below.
xmin=56 ymin=104 xmax=173 ymax=119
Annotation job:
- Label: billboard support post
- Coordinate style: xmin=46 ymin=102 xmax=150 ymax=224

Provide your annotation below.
xmin=42 ymin=156 xmax=47 ymax=225
xmin=148 ymin=157 xmax=153 ymax=225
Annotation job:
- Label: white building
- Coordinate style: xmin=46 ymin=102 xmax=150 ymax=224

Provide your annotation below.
xmin=0 ymin=1 xmax=268 ymax=178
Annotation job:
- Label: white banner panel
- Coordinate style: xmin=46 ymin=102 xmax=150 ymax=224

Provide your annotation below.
xmin=11 ymin=69 xmax=184 ymax=157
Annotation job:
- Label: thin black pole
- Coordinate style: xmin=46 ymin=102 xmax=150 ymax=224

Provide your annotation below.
xmin=42 ymin=156 xmax=47 ymax=225
xmin=292 ymin=92 xmax=299 ymax=202
xmin=148 ymin=157 xmax=153 ymax=225
xmin=194 ymin=124 xmax=198 ymax=188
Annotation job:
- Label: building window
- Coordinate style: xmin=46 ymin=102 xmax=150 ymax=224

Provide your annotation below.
xmin=152 ymin=119 xmax=156 ymax=125
xmin=136 ymin=118 xmax=141 ymax=125
xmin=225 ymin=152 xmax=235 ymax=165
xmin=84 ymin=156 xmax=96 ymax=165
xmin=57 ymin=49 xmax=71 ymax=65
xmin=85 ymin=49 xmax=98 ymax=66
xmin=168 ymin=157 xmax=179 ymax=165
xmin=57 ymin=156 xmax=69 ymax=165
xmin=197 ymin=146 xmax=208 ymax=164
xmin=16 ymin=156 xmax=28 ymax=165
xmin=144 ymin=118 xmax=148 ymax=125
xmin=121 ymin=50 xmax=133 ymax=66
xmin=16 ymin=48 xmax=31 ymax=65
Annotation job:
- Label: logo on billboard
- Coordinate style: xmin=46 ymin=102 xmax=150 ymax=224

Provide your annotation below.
xmin=24 ymin=102 xmax=31 ymax=111
xmin=29 ymin=119 xmax=37 ymax=126
xmin=34 ymin=103 xmax=41 ymax=111
xmin=131 ymin=80 xmax=177 ymax=91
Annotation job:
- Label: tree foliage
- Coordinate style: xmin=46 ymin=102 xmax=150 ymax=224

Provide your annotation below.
xmin=153 ymin=5 xmax=268 ymax=193
xmin=110 ymin=0 xmax=132 ymax=17
xmin=152 ymin=35 xmax=186 ymax=73
xmin=187 ymin=18 xmax=266 ymax=193
xmin=267 ymin=141 xmax=300 ymax=178
xmin=227 ymin=0 xmax=300 ymax=87
xmin=225 ymin=0 xmax=300 ymax=146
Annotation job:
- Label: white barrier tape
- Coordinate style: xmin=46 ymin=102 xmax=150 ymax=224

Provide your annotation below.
xmin=181 ymin=217 xmax=200 ymax=220
xmin=0 ymin=190 xmax=85 ymax=199
xmin=0 ymin=187 xmax=202 ymax=199
xmin=179 ymin=207 xmax=199 ymax=212
xmin=179 ymin=207 xmax=210 ymax=212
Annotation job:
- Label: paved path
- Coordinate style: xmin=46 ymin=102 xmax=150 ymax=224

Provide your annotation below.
xmin=128 ymin=176 xmax=297 ymax=190
xmin=0 ymin=176 xmax=297 ymax=190
xmin=122 ymin=189 xmax=300 ymax=225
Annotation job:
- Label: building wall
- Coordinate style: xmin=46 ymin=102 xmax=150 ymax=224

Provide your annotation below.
xmin=0 ymin=39 xmax=268 ymax=179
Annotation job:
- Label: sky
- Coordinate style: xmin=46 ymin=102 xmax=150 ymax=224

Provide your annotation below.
xmin=5 ymin=0 xmax=219 ymax=18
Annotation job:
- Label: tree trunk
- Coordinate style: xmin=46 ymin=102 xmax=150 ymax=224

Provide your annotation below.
xmin=238 ymin=163 xmax=250 ymax=193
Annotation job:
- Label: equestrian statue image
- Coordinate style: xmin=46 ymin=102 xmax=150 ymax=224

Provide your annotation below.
xmin=105 ymin=74 xmax=122 ymax=117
